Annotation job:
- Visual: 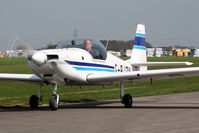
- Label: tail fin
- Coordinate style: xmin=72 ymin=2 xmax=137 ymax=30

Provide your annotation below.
xmin=130 ymin=24 xmax=147 ymax=71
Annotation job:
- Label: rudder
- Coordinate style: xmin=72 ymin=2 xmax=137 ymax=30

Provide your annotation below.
xmin=130 ymin=24 xmax=147 ymax=71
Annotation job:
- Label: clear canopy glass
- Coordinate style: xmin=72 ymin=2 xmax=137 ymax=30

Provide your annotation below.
xmin=56 ymin=38 xmax=107 ymax=60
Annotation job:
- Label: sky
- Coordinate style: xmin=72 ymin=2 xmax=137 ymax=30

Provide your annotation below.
xmin=0 ymin=0 xmax=199 ymax=50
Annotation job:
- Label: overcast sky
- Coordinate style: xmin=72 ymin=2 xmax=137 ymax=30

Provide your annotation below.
xmin=0 ymin=0 xmax=199 ymax=50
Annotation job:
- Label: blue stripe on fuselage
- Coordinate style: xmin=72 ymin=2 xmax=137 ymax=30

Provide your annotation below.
xmin=73 ymin=67 xmax=114 ymax=72
xmin=65 ymin=60 xmax=114 ymax=69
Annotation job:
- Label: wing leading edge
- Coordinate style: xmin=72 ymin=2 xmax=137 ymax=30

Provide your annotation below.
xmin=0 ymin=73 xmax=43 ymax=83
xmin=87 ymin=67 xmax=199 ymax=84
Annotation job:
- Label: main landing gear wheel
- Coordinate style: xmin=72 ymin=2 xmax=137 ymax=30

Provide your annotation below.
xmin=122 ymin=94 xmax=133 ymax=108
xmin=49 ymin=94 xmax=59 ymax=111
xmin=29 ymin=95 xmax=39 ymax=109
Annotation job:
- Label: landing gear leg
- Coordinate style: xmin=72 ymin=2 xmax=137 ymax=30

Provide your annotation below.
xmin=29 ymin=83 xmax=42 ymax=109
xmin=49 ymin=84 xmax=59 ymax=111
xmin=120 ymin=82 xmax=124 ymax=99
xmin=120 ymin=82 xmax=133 ymax=108
xmin=38 ymin=83 xmax=42 ymax=103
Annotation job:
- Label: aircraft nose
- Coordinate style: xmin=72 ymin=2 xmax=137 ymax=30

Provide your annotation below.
xmin=32 ymin=52 xmax=47 ymax=66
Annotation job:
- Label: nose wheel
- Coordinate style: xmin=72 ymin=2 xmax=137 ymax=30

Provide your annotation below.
xmin=49 ymin=84 xmax=59 ymax=111
xmin=49 ymin=93 xmax=59 ymax=110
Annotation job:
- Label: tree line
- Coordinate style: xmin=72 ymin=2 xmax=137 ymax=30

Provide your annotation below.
xmin=100 ymin=40 xmax=152 ymax=51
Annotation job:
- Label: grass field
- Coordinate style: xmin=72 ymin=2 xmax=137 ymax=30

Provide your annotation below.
xmin=0 ymin=57 xmax=199 ymax=107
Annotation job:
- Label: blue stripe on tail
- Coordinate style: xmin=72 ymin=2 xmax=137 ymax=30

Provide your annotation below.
xmin=134 ymin=37 xmax=146 ymax=46
xmin=136 ymin=33 xmax=146 ymax=38
xmin=133 ymin=45 xmax=146 ymax=50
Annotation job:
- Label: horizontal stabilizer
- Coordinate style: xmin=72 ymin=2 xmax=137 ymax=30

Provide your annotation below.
xmin=130 ymin=62 xmax=193 ymax=66
xmin=87 ymin=67 xmax=199 ymax=84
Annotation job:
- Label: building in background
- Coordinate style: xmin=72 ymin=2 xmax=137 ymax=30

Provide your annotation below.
xmin=0 ymin=52 xmax=6 ymax=57
xmin=146 ymin=48 xmax=155 ymax=57
xmin=194 ymin=49 xmax=199 ymax=57
xmin=126 ymin=49 xmax=132 ymax=57
xmin=173 ymin=49 xmax=191 ymax=57
xmin=5 ymin=50 xmax=35 ymax=57
xmin=127 ymin=48 xmax=168 ymax=57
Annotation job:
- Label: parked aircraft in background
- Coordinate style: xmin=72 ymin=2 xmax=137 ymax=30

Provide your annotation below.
xmin=0 ymin=24 xmax=199 ymax=110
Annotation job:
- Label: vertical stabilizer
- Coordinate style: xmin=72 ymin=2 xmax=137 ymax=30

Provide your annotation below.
xmin=130 ymin=24 xmax=147 ymax=71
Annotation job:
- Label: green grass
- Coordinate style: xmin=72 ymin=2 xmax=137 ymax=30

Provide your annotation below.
xmin=0 ymin=57 xmax=32 ymax=74
xmin=0 ymin=57 xmax=199 ymax=107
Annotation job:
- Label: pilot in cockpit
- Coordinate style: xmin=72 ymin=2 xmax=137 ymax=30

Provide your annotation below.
xmin=84 ymin=40 xmax=101 ymax=59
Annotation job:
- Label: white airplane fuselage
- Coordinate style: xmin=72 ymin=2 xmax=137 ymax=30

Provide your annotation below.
xmin=28 ymin=48 xmax=133 ymax=85
xmin=2 ymin=24 xmax=199 ymax=110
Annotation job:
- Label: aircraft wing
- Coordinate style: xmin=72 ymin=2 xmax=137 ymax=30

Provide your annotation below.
xmin=0 ymin=73 xmax=44 ymax=83
xmin=87 ymin=67 xmax=199 ymax=84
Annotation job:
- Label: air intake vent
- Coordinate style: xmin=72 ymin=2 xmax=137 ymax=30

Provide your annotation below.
xmin=47 ymin=55 xmax=58 ymax=60
xmin=43 ymin=74 xmax=53 ymax=77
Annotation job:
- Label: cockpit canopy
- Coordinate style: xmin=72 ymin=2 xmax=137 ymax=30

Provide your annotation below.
xmin=56 ymin=39 xmax=107 ymax=60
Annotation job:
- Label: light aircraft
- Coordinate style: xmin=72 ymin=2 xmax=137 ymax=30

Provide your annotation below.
xmin=1 ymin=24 xmax=199 ymax=111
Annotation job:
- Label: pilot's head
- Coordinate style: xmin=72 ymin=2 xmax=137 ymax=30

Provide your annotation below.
xmin=84 ymin=40 xmax=92 ymax=52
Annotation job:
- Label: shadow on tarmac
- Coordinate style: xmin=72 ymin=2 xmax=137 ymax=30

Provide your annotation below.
xmin=0 ymin=100 xmax=199 ymax=112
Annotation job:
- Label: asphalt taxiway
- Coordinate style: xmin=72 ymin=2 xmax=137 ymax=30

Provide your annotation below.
xmin=1 ymin=92 xmax=199 ymax=133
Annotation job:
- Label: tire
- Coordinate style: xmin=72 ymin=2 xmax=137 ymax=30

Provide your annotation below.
xmin=122 ymin=94 xmax=133 ymax=108
xmin=29 ymin=95 xmax=39 ymax=109
xmin=49 ymin=94 xmax=59 ymax=111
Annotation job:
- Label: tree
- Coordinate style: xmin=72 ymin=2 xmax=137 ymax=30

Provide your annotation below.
xmin=38 ymin=41 xmax=62 ymax=50
xmin=100 ymin=40 xmax=152 ymax=51
xmin=16 ymin=45 xmax=28 ymax=50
